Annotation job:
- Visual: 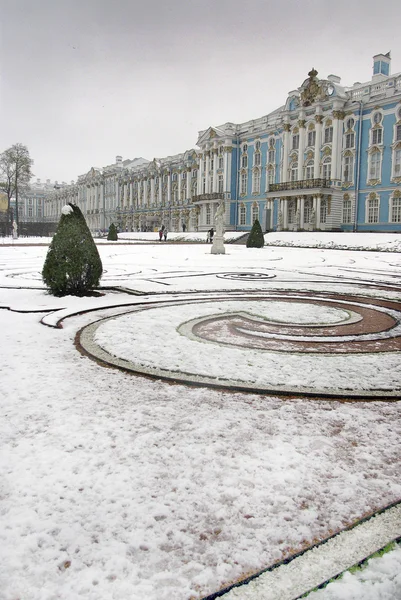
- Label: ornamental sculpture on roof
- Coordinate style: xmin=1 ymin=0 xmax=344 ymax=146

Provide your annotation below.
xmin=300 ymin=68 xmax=327 ymax=107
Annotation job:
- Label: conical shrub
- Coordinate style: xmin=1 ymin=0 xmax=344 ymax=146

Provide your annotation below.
xmin=246 ymin=218 xmax=265 ymax=248
xmin=107 ymin=223 xmax=118 ymax=241
xmin=42 ymin=203 xmax=103 ymax=296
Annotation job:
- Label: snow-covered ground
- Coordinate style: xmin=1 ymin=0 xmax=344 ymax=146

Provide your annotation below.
xmin=0 ymin=234 xmax=400 ymax=600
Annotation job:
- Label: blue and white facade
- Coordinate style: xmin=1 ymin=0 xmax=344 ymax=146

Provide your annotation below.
xmin=45 ymin=53 xmax=401 ymax=233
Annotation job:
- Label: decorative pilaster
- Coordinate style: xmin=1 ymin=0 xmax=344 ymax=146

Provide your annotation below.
xmin=224 ymin=146 xmax=232 ymax=193
xmin=332 ymin=110 xmax=346 ymax=180
xmin=213 ymin=148 xmax=218 ymax=192
xmin=282 ymin=123 xmax=291 ymax=181
xmin=167 ymin=171 xmax=171 ymax=205
xmin=205 ymin=151 xmax=210 ymax=193
xmin=314 ymin=114 xmax=323 ymax=177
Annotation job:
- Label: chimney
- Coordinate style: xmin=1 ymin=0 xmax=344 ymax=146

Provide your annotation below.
xmin=328 ymin=74 xmax=341 ymax=84
xmin=373 ymin=52 xmax=391 ymax=79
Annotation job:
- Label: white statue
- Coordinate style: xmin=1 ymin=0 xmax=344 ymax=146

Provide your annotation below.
xmin=211 ymin=202 xmax=226 ymax=255
xmin=12 ymin=220 xmax=18 ymax=239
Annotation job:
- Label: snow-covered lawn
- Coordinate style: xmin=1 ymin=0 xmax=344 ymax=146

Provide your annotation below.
xmin=0 ymin=234 xmax=400 ymax=599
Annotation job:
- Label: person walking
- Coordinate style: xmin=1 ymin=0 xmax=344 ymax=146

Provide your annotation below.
xmin=163 ymin=227 xmax=168 ymax=241
xmin=209 ymin=227 xmax=214 ymax=244
xmin=159 ymin=228 xmax=163 ymax=241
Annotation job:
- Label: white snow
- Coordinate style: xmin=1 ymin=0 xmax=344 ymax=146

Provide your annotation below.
xmin=0 ymin=233 xmax=400 ymax=600
xmin=61 ymin=204 xmax=73 ymax=215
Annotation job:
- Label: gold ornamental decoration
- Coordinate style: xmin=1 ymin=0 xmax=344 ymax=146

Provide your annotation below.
xmin=300 ymin=68 xmax=326 ymax=107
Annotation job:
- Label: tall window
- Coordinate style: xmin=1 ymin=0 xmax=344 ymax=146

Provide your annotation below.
xmin=240 ymin=172 xmax=248 ymax=195
xmin=369 ymin=150 xmax=381 ymax=180
xmin=396 ymin=124 xmax=401 ymax=142
xmin=268 ymin=149 xmax=275 ymax=163
xmin=292 ymin=134 xmax=299 ymax=150
xmin=322 ymin=157 xmax=331 ymax=180
xmin=288 ymin=200 xmax=295 ymax=224
xmin=307 ymin=129 xmax=316 ymax=147
xmin=367 ymin=195 xmax=379 ymax=223
xmin=343 ymin=154 xmax=354 ymax=183
xmin=320 ymin=199 xmax=327 ymax=223
xmin=372 ymin=128 xmax=383 ymax=145
xmin=267 ymin=166 xmax=275 ymax=186
xmin=241 ymin=154 xmax=248 ymax=168
xmin=218 ymin=174 xmax=224 ymax=193
xmin=305 ymin=160 xmax=314 ymax=180
xmin=239 ymin=204 xmax=246 ymax=226
xmin=345 ymin=132 xmax=355 ymax=148
xmin=252 ymin=169 xmax=261 ymax=194
xmin=251 ymin=203 xmax=259 ymax=223
xmin=393 ymin=148 xmax=401 ymax=177
xmin=206 ymin=203 xmax=211 ymax=225
xmin=390 ymin=195 xmax=401 ymax=222
xmin=210 ymin=177 xmax=213 ymax=193
xmin=290 ymin=161 xmax=298 ymax=182
xmin=254 ymin=151 xmax=261 ymax=167
xmin=324 ymin=125 xmax=333 ymax=144
xmin=343 ymin=198 xmax=352 ymax=223
xmin=304 ymin=199 xmax=312 ymax=223
xmin=218 ymin=155 xmax=224 ymax=169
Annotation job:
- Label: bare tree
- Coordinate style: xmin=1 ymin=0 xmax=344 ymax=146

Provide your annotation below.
xmin=0 ymin=143 xmax=34 ymax=235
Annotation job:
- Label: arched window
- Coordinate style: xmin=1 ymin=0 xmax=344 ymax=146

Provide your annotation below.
xmin=252 ymin=169 xmax=261 ymax=194
xmin=240 ymin=172 xmax=248 ymax=195
xmin=304 ymin=198 xmax=312 ymax=223
xmin=367 ymin=194 xmax=379 ymax=223
xmin=343 ymin=153 xmax=354 ymax=183
xmin=288 ymin=200 xmax=296 ymax=224
xmin=290 ymin=161 xmax=298 ymax=182
xmin=369 ymin=150 xmax=381 ymax=180
xmin=267 ymin=165 xmax=275 ymax=186
xmin=343 ymin=195 xmax=352 ymax=223
xmin=390 ymin=192 xmax=401 ymax=223
xmin=252 ymin=203 xmax=259 ymax=223
xmin=324 ymin=120 xmax=333 ymax=144
xmin=239 ymin=203 xmax=246 ymax=226
xmin=305 ymin=160 xmax=314 ymax=180
xmin=322 ymin=157 xmax=331 ymax=180
xmin=307 ymin=124 xmax=316 ymax=147
xmin=292 ymin=130 xmax=299 ymax=150
xmin=218 ymin=174 xmax=224 ymax=193
xmin=391 ymin=144 xmax=401 ymax=179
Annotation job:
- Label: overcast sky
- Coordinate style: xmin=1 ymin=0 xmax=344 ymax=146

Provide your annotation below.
xmin=1 ymin=0 xmax=400 ymax=184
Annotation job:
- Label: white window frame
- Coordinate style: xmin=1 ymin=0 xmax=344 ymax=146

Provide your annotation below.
xmin=239 ymin=204 xmax=246 ymax=226
xmin=290 ymin=161 xmax=298 ymax=182
xmin=240 ymin=172 xmax=248 ymax=195
xmin=366 ymin=195 xmax=380 ymax=223
xmin=251 ymin=203 xmax=259 ymax=224
xmin=368 ymin=148 xmax=382 ymax=182
xmin=343 ymin=153 xmax=354 ymax=184
xmin=305 ymin=160 xmax=314 ymax=180
xmin=324 ymin=126 xmax=333 ymax=144
xmin=392 ymin=146 xmax=401 ymax=179
xmin=252 ymin=169 xmax=261 ymax=194
xmin=307 ymin=130 xmax=316 ymax=147
xmin=342 ymin=198 xmax=352 ymax=224
xmin=322 ymin=157 xmax=331 ymax=180
xmin=389 ymin=194 xmax=401 ymax=223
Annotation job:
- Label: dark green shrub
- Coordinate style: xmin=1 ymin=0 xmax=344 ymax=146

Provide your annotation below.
xmin=107 ymin=223 xmax=118 ymax=241
xmin=42 ymin=203 xmax=103 ymax=296
xmin=246 ymin=218 xmax=265 ymax=248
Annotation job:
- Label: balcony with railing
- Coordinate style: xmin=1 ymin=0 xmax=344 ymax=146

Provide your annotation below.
xmin=192 ymin=192 xmax=227 ymax=203
xmin=267 ymin=179 xmax=331 ymax=193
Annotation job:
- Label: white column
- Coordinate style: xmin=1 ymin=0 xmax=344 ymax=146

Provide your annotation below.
xmin=151 ymin=177 xmax=155 ymax=205
xmin=197 ymin=154 xmax=203 ymax=194
xmin=300 ymin=196 xmax=305 ymax=228
xmin=316 ymin=195 xmax=321 ymax=228
xmin=314 ymin=115 xmax=323 ymax=177
xmin=224 ymin=146 xmax=232 ymax=193
xmin=282 ymin=123 xmax=291 ymax=181
xmin=167 ymin=172 xmax=171 ymax=204
xmin=205 ymin=152 xmax=210 ymax=193
xmin=213 ymin=149 xmax=218 ymax=192
xmin=187 ymin=168 xmax=192 ymax=200
xmin=331 ymin=111 xmax=344 ymax=181
xmin=178 ymin=171 xmax=182 ymax=203
xmin=298 ymin=117 xmax=306 ymax=180
xmin=283 ymin=199 xmax=288 ymax=229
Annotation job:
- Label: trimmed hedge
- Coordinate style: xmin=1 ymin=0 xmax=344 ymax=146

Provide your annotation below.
xmin=246 ymin=218 xmax=265 ymax=248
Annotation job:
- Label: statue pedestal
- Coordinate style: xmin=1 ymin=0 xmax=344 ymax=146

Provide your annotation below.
xmin=211 ymin=235 xmax=225 ymax=255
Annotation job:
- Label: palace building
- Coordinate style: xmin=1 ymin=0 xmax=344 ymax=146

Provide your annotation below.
xmin=45 ymin=53 xmax=401 ymax=234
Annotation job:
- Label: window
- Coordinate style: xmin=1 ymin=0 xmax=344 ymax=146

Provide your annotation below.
xmin=324 ymin=126 xmax=333 ymax=144
xmin=28 ymin=206 xmax=33 ymax=217
xmin=373 ymin=112 xmax=382 ymax=124
xmin=252 ymin=203 xmax=259 ymax=223
xmin=182 ymin=171 xmax=186 ymax=179
xmin=304 ymin=199 xmax=312 ymax=223
xmin=393 ymin=148 xmax=401 ymax=177
xmin=307 ymin=130 xmax=316 ymax=147
xmin=288 ymin=200 xmax=295 ymax=224
xmin=242 ymin=144 xmax=248 ymax=153
xmin=193 ymin=169 xmax=197 ymax=178
xmin=210 ymin=177 xmax=213 ymax=193
xmin=255 ymin=140 xmax=261 ymax=151
xmin=254 ymin=152 xmax=261 ymax=167
xmin=38 ymin=206 xmax=42 ymax=217
xmin=206 ymin=204 xmax=211 ymax=225
xmin=218 ymin=156 xmax=224 ymax=169
xmin=395 ymin=124 xmax=401 ymax=142
xmin=343 ymin=198 xmax=352 ymax=223
xmin=267 ymin=166 xmax=275 ymax=185
xmin=305 ymin=160 xmax=314 ymax=180
xmin=239 ymin=204 xmax=246 ymax=226
xmin=345 ymin=133 xmax=355 ymax=148
xmin=367 ymin=196 xmax=379 ymax=223
xmin=322 ymin=157 xmax=331 ymax=180
xmin=372 ymin=128 xmax=383 ymax=145
xmin=218 ymin=174 xmax=224 ymax=193
xmin=369 ymin=150 xmax=381 ymax=180
xmin=346 ymin=118 xmax=355 ymax=130
xmin=241 ymin=155 xmax=248 ymax=169
xmin=320 ymin=199 xmax=327 ymax=224
xmin=268 ymin=149 xmax=275 ymax=163
xmin=290 ymin=161 xmax=298 ymax=182
xmin=252 ymin=170 xmax=261 ymax=194
xmin=210 ymin=159 xmax=214 ymax=171
xmin=343 ymin=154 xmax=354 ymax=183
xmin=202 ymin=178 xmax=206 ymax=194
xmin=292 ymin=134 xmax=299 ymax=150
xmin=240 ymin=172 xmax=248 ymax=195
xmin=390 ymin=195 xmax=401 ymax=222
